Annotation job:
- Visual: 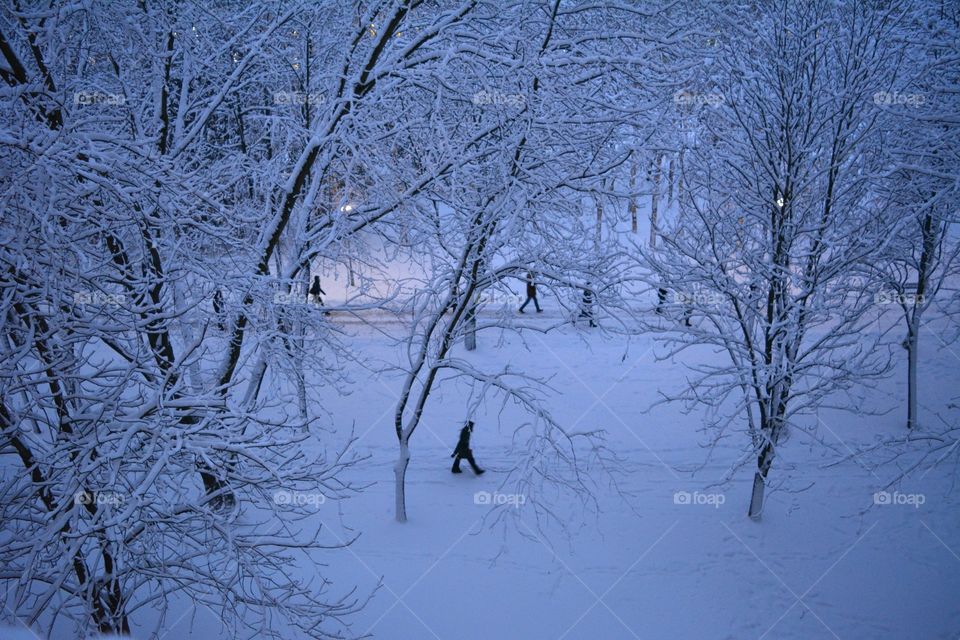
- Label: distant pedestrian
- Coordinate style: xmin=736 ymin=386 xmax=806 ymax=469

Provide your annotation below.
xmin=579 ymin=283 xmax=596 ymax=327
xmin=451 ymin=420 xmax=485 ymax=475
xmin=655 ymin=287 xmax=668 ymax=314
xmin=519 ymin=271 xmax=542 ymax=313
xmin=212 ymin=289 xmax=225 ymax=330
xmin=308 ymin=276 xmax=325 ymax=305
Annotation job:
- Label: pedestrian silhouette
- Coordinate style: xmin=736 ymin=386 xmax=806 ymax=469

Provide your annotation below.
xmin=451 ymin=421 xmax=485 ymax=475
xmin=308 ymin=276 xmax=326 ymax=305
xmin=519 ymin=271 xmax=542 ymax=313
xmin=656 ymin=287 xmax=668 ymax=314
xmin=579 ymin=283 xmax=597 ymax=327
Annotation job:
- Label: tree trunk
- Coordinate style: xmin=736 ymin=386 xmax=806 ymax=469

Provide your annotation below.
xmin=649 ymin=152 xmax=662 ymax=248
xmin=667 ymin=156 xmax=675 ymax=204
xmin=394 ymin=439 xmax=410 ymax=522
xmin=295 ymin=363 xmax=308 ymax=424
xmin=906 ymin=321 xmax=918 ymax=429
xmin=595 ymin=196 xmax=603 ymax=246
xmin=677 ymin=148 xmax=685 ymax=204
xmin=748 ymin=470 xmax=766 ymax=520
xmin=628 ymin=159 xmax=638 ymax=233
xmin=465 ymin=304 xmax=477 ymax=351
xmin=748 ymin=418 xmax=782 ymax=519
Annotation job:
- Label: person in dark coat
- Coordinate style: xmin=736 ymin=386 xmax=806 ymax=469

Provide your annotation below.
xmin=655 ymin=287 xmax=668 ymax=314
xmin=579 ymin=283 xmax=597 ymax=327
xmin=518 ymin=271 xmax=542 ymax=313
xmin=308 ymin=276 xmax=326 ymax=305
xmin=451 ymin=420 xmax=485 ymax=475
xmin=212 ymin=289 xmax=225 ymax=330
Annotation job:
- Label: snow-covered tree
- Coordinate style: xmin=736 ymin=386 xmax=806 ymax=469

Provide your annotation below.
xmin=870 ymin=0 xmax=960 ymax=429
xmin=641 ymin=0 xmax=910 ymax=518
xmin=387 ymin=0 xmax=680 ymax=523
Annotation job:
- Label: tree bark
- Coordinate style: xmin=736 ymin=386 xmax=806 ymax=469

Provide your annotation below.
xmin=906 ymin=321 xmax=918 ymax=429
xmin=667 ymin=156 xmax=675 ymax=205
xmin=464 ymin=300 xmax=477 ymax=351
xmin=394 ymin=440 xmax=411 ymax=522
xmin=649 ymin=152 xmax=662 ymax=248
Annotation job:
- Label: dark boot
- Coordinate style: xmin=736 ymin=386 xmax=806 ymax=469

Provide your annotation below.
xmin=466 ymin=454 xmax=485 ymax=475
xmin=451 ymin=456 xmax=463 ymax=473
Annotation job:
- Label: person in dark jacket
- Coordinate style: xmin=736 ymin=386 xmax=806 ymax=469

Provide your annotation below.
xmin=518 ymin=271 xmax=542 ymax=313
xmin=579 ymin=283 xmax=597 ymax=327
xmin=308 ymin=276 xmax=326 ymax=305
xmin=655 ymin=287 xmax=668 ymax=314
xmin=451 ymin=420 xmax=485 ymax=475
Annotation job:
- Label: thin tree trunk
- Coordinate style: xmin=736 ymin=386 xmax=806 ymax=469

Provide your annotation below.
xmin=649 ymin=153 xmax=662 ymax=248
xmin=296 ymin=364 xmax=308 ymax=423
xmin=906 ymin=320 xmax=918 ymax=429
xmin=464 ymin=299 xmax=477 ymax=351
xmin=905 ymin=212 xmax=935 ymax=429
xmin=748 ymin=469 xmax=766 ymax=519
xmin=595 ymin=196 xmax=603 ymax=246
xmin=394 ymin=439 xmax=410 ymax=522
xmin=629 ymin=159 xmax=638 ymax=233
xmin=677 ymin=148 xmax=685 ymax=204
xmin=667 ymin=156 xmax=675 ymax=204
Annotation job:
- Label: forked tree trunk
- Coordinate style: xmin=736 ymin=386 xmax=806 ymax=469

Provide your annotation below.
xmin=748 ymin=419 xmax=783 ymax=519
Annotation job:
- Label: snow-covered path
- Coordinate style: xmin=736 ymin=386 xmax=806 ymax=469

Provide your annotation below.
xmin=163 ymin=316 xmax=960 ymax=639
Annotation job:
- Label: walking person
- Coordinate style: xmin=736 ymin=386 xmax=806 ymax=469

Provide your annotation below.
xmin=655 ymin=287 xmax=668 ymax=314
xmin=579 ymin=283 xmax=597 ymax=327
xmin=518 ymin=271 xmax=542 ymax=313
xmin=308 ymin=275 xmax=326 ymax=305
xmin=451 ymin=420 xmax=485 ymax=475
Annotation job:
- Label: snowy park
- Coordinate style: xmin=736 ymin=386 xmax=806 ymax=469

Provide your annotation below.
xmin=1 ymin=1 xmax=959 ymax=639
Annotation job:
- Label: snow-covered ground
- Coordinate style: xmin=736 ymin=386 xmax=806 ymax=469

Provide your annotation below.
xmin=154 ymin=306 xmax=959 ymax=640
